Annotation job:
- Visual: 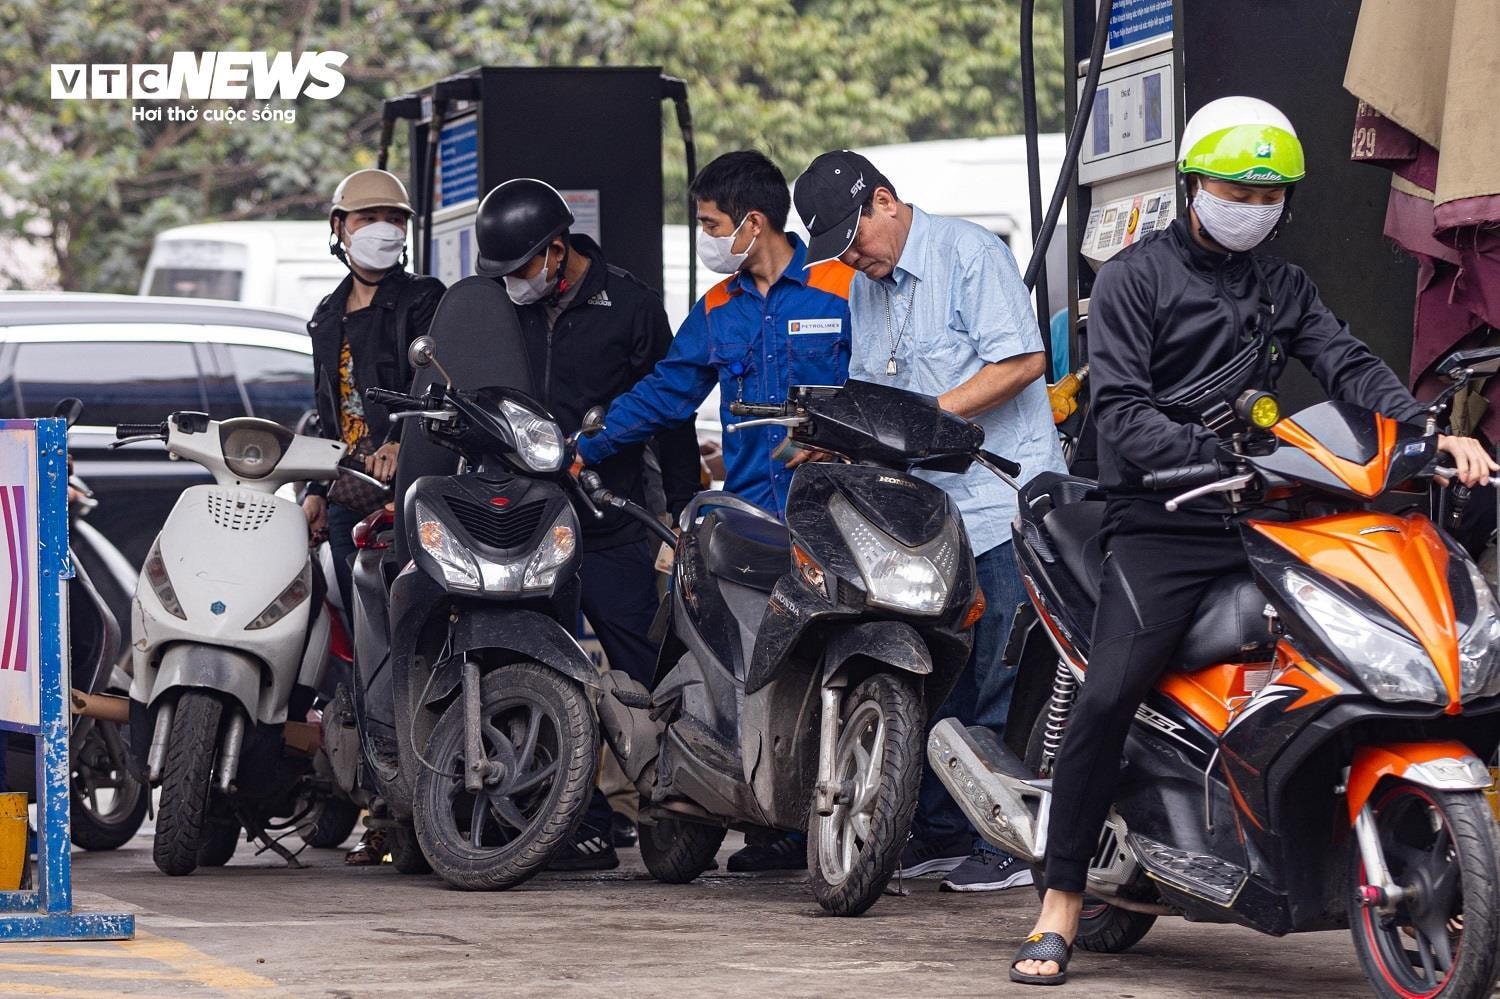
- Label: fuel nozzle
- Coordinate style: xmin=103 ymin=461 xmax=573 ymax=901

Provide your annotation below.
xmin=1048 ymin=363 xmax=1089 ymax=425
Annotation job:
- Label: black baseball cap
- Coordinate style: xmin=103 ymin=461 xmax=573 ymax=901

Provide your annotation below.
xmin=794 ymin=150 xmax=889 ymax=266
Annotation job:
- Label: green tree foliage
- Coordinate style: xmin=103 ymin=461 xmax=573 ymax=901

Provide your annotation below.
xmin=0 ymin=0 xmax=1064 ymax=291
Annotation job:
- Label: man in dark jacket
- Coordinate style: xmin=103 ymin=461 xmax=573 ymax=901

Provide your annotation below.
xmin=302 ymin=169 xmax=445 ymax=619
xmin=474 ymin=178 xmax=700 ymax=870
xmin=1011 ymin=97 xmax=1496 ymax=985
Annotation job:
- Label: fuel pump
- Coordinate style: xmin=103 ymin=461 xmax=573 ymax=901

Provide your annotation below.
xmin=379 ymin=67 xmax=696 ymax=314
xmin=1021 ymin=0 xmax=1421 ymax=468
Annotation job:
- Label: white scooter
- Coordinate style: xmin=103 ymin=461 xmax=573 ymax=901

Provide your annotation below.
xmin=115 ymin=411 xmax=371 ymax=875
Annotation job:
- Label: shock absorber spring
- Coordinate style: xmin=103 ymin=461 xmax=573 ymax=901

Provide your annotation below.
xmin=1039 ymin=658 xmax=1078 ymax=776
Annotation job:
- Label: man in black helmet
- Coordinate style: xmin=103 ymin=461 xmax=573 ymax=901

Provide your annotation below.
xmin=475 ymin=178 xmax=700 ymax=870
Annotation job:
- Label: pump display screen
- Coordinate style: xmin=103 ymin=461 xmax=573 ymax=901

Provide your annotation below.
xmin=1077 ymin=50 xmax=1176 ymax=184
xmin=1091 ymin=89 xmax=1111 ymax=156
xmin=1143 ymin=73 xmax=1163 ymax=142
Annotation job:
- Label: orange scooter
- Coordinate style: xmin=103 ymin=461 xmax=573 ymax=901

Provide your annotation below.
xmin=932 ymin=347 xmax=1500 ymax=999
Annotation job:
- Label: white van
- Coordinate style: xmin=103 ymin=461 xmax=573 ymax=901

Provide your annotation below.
xmin=139 ymin=221 xmax=348 ymax=318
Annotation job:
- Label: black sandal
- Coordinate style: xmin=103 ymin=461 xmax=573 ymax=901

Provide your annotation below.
xmin=1009 ymin=931 xmax=1073 ymax=986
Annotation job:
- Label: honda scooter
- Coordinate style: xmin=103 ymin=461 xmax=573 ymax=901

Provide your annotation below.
xmin=115 ymin=410 xmax=364 ymax=875
xmin=931 ymin=348 xmax=1500 ymax=999
xmin=587 ymin=378 xmax=1021 ymax=916
xmin=323 ymin=276 xmax=604 ymax=891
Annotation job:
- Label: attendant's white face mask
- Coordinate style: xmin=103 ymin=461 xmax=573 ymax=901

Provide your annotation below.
xmin=1191 ymin=188 xmax=1284 ymax=252
xmin=697 ymin=215 xmax=757 ymax=274
xmin=346 ymin=221 xmax=407 ymax=270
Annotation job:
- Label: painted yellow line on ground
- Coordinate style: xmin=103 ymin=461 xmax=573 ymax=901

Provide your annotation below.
xmin=0 ymin=960 xmax=182 ymax=979
xmin=119 ymin=930 xmax=277 ymax=990
xmin=3 ymin=985 xmax=138 ymax=999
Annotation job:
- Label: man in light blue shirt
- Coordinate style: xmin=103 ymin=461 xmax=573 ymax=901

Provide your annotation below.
xmin=795 ymin=150 xmax=1066 ymax=892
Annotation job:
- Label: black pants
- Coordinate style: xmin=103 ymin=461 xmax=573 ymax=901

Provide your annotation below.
xmin=1043 ymin=500 xmax=1246 ymax=893
xmin=579 ymin=536 xmax=664 ymax=832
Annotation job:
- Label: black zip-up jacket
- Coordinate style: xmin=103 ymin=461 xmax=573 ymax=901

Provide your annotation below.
xmin=1089 ymin=218 xmax=1426 ymax=503
xmin=305 ymin=269 xmax=446 ymax=497
xmin=512 ymin=234 xmax=700 ymax=552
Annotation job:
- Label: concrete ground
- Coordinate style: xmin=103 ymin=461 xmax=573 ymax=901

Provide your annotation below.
xmin=0 ymin=825 xmax=1416 ymax=999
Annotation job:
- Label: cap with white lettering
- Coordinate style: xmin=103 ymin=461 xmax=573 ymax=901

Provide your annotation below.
xmin=793 ymin=149 xmax=886 ymax=267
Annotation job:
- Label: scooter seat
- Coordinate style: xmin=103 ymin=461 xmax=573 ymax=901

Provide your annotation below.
xmin=1040 ymin=501 xmax=1274 ymax=671
xmin=702 ymin=507 xmax=790 ymax=592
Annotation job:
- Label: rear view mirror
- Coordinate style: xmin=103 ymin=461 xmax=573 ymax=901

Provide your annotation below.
xmin=52 ymin=397 xmax=84 ymax=428
xmin=1436 ymin=346 xmax=1500 ymax=380
xmin=408 ymin=336 xmax=436 ymax=369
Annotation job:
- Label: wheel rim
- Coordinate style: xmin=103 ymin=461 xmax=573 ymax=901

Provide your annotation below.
xmin=439 ymin=694 xmax=562 ymax=856
xmin=815 ymin=698 xmax=887 ymax=888
xmin=72 ymin=723 xmax=144 ymax=827
xmin=1360 ymin=785 xmax=1465 ymax=998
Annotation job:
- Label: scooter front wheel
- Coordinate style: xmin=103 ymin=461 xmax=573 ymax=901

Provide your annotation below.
xmin=808 ymin=672 xmax=924 ymax=916
xmin=1350 ymin=780 xmax=1500 ymax=999
xmin=152 ymin=691 xmax=223 ymax=876
xmin=412 ymin=661 xmax=597 ymax=891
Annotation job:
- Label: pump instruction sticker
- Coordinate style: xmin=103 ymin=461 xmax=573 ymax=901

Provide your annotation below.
xmin=1081 ymin=187 xmax=1175 ymax=266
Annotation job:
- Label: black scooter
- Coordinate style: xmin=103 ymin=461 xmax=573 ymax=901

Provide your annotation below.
xmin=587 ymin=379 xmax=1020 ymax=916
xmin=324 ymin=277 xmax=604 ymax=891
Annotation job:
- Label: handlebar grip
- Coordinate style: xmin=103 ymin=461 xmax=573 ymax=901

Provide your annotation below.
xmin=364 ymin=387 xmax=421 ymax=411
xmin=115 ymin=422 xmax=166 ymax=439
xmin=980 ymin=449 xmax=1022 ymax=477
xmin=728 ymin=401 xmax=784 ymax=418
xmin=1140 ymin=461 xmax=1224 ymax=491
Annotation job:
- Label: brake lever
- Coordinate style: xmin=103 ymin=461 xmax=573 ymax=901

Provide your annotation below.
xmin=972 ymin=452 xmax=1021 ymax=492
xmin=1165 ymin=473 xmax=1255 ymax=512
xmin=339 ymin=466 xmax=392 ymax=493
xmin=726 ymin=416 xmax=806 ymax=433
xmin=108 ymin=435 xmax=164 ymax=449
xmin=1432 ymin=466 xmax=1500 ymax=488
xmin=388 ymin=410 xmax=455 ymax=423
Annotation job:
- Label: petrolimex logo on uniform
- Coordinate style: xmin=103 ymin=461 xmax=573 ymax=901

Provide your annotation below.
xmin=50 ymin=52 xmax=347 ymax=125
xmin=788 ymin=318 xmax=843 ymax=335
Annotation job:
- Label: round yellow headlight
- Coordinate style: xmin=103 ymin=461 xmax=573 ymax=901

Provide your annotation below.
xmin=1250 ymin=394 xmax=1280 ymax=428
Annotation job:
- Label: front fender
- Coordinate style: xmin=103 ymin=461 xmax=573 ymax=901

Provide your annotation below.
xmin=819 ymin=620 xmax=933 ymax=687
xmin=1346 ymin=741 xmax=1492 ymax=821
xmin=425 ymin=608 xmax=602 ymax=707
xmin=148 ymin=643 xmax=266 ymax=722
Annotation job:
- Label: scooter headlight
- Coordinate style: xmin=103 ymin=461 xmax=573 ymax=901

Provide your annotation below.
xmin=1282 ymin=569 xmax=1444 ymax=704
xmin=469 ymin=505 xmax=578 ymax=596
xmin=830 ymin=493 xmax=957 ymax=615
xmin=1458 ymin=559 xmax=1500 ymax=701
xmin=246 ymin=565 xmax=311 ymax=630
xmin=415 ymin=500 xmax=482 ymax=592
xmin=499 ymin=398 xmax=565 ymax=474
xmin=144 ymin=539 xmax=186 ymax=620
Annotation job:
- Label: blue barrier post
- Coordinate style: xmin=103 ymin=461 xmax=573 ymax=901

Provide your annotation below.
xmin=0 ymin=418 xmax=133 ymax=940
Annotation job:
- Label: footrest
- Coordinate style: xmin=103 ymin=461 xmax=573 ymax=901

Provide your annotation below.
xmin=1128 ymin=834 xmax=1246 ymax=906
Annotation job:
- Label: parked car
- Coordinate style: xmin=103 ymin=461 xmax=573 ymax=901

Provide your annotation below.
xmin=0 ymin=293 xmax=315 ymax=565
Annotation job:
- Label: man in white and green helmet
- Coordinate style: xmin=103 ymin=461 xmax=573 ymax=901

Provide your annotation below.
xmin=1007 ymin=97 xmax=1497 ymax=986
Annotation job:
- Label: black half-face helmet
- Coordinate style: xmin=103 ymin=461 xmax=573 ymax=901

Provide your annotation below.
xmin=474 ymin=178 xmax=575 ymax=276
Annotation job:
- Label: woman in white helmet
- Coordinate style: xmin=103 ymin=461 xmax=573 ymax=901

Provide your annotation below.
xmin=1009 ymin=97 xmax=1496 ymax=986
xmin=300 ymin=170 xmax=446 ymax=863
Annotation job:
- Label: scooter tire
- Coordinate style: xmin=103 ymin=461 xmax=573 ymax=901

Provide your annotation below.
xmin=152 ymin=692 xmax=223 ymax=877
xmin=413 ymin=662 xmax=596 ymax=891
xmin=639 ymin=817 xmax=726 ymax=884
xmin=808 ymin=672 xmax=925 ymax=917
xmin=1349 ymin=780 xmax=1500 ymax=999
xmin=387 ymin=823 xmax=431 ymax=875
xmin=1023 ymin=710 xmax=1156 ymax=954
xmin=297 ymin=797 xmax=362 ymax=850
xmin=70 ymin=721 xmax=148 ymax=851
xmin=197 ymin=819 xmax=240 ymax=867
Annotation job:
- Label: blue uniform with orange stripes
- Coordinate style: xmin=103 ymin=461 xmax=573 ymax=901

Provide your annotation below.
xmin=577 ymin=234 xmax=853 ymax=516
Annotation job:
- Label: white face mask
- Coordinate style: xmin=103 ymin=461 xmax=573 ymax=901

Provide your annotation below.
xmin=1191 ymin=188 xmax=1284 ymax=252
xmin=503 ymin=247 xmax=555 ymax=306
xmin=345 ymin=221 xmax=406 ymax=270
xmin=696 ymin=215 xmax=757 ymax=274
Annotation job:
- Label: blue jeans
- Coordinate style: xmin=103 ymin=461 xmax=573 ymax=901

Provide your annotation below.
xmin=912 ymin=541 xmax=1027 ymax=848
xmin=326 ymin=502 xmax=364 ymax=630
